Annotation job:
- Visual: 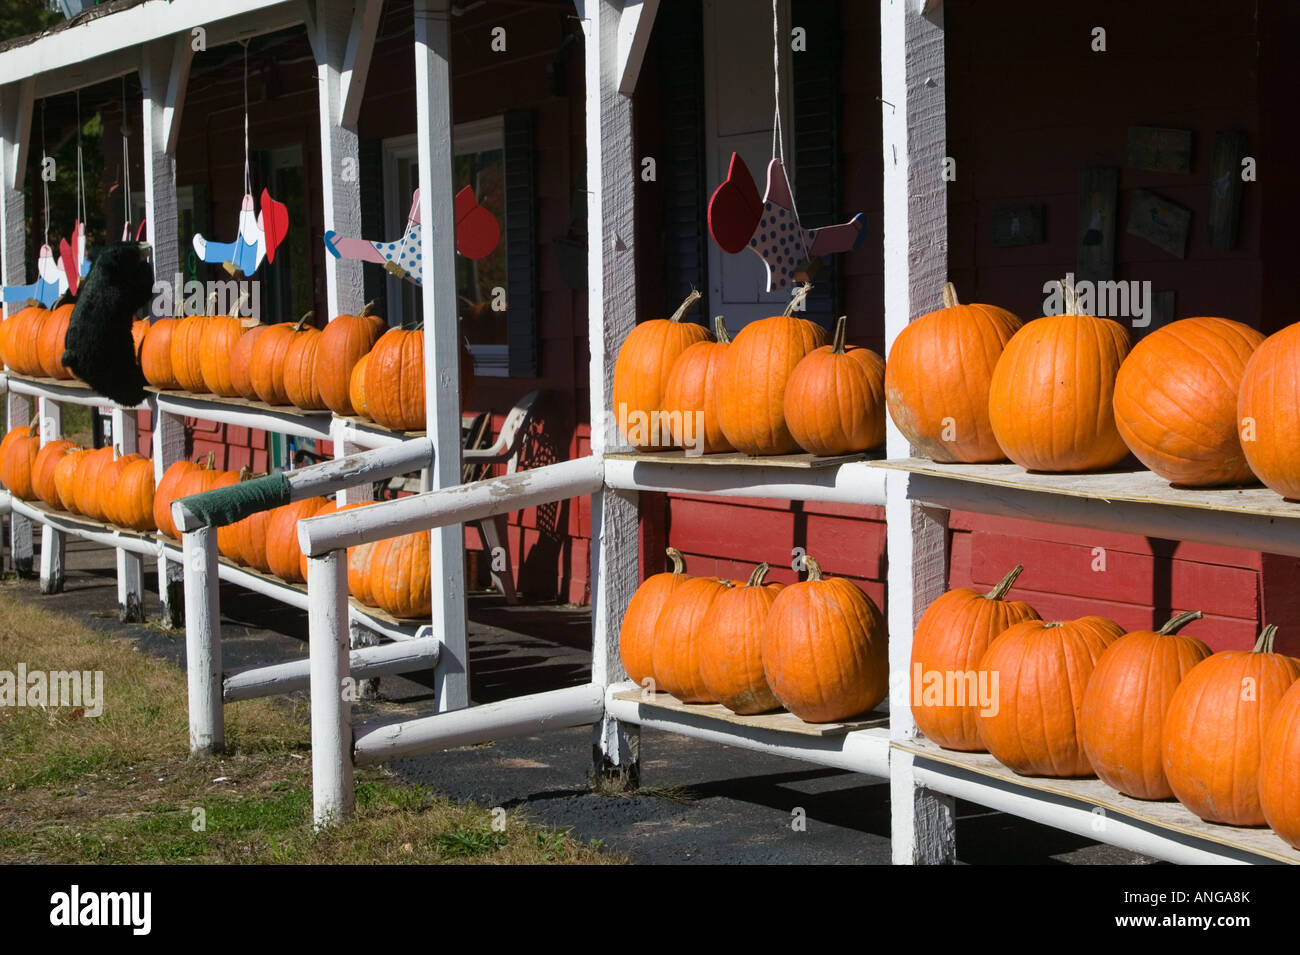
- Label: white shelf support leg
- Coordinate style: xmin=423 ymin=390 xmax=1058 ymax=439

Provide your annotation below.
xmin=414 ymin=0 xmax=469 ymax=713
xmin=37 ymin=398 xmax=64 ymax=594
xmin=584 ymin=0 xmax=641 ymax=789
xmin=181 ymin=525 xmax=224 ymax=755
xmin=882 ymin=0 xmax=955 ymax=865
xmin=153 ymin=403 xmax=186 ymax=627
xmin=112 ymin=406 xmax=145 ymax=621
xmin=309 ymin=548 xmax=354 ymax=827
xmin=1 ymin=80 xmax=34 ymax=578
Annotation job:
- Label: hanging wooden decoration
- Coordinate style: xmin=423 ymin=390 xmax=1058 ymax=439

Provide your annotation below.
xmin=704 ymin=1 xmax=864 ymax=292
xmin=323 ymin=186 xmax=500 ymax=285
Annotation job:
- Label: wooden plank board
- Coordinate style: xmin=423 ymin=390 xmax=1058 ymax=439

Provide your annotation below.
xmin=335 ymin=414 xmax=426 ymax=440
xmin=609 ymin=687 xmax=887 ymax=737
xmin=147 ymin=386 xmax=333 ymax=423
xmin=1077 ymin=165 xmax=1118 ymax=282
xmin=605 ymin=449 xmax=877 ymax=469
xmin=895 ymin=737 xmax=1300 ymax=864
xmin=1126 ymin=126 xmax=1193 ymax=173
xmin=872 ymin=458 xmax=1300 ymax=520
xmin=1207 ymin=129 xmax=1248 ymax=250
xmin=1127 ymin=188 xmax=1192 ymax=258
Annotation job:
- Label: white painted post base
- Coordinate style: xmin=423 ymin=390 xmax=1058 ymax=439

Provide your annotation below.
xmin=5 ymin=392 xmax=32 ymax=577
xmin=113 ymin=406 xmax=145 ymax=621
xmin=158 ymin=552 xmax=185 ymax=628
xmin=39 ymin=525 xmax=64 ymax=595
xmin=182 ymin=526 xmax=224 ymax=755
xmin=308 ymin=548 xmax=353 ymax=828
xmin=891 ymin=751 xmax=957 ymax=865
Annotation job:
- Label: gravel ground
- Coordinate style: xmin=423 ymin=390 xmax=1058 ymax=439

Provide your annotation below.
xmin=6 ymin=533 xmax=1155 ymax=865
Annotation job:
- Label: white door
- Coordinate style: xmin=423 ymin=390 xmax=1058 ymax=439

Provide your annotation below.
xmin=703 ymin=0 xmax=795 ymax=331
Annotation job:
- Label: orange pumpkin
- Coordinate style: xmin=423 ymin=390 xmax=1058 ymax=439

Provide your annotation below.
xmin=37 ymin=303 xmax=75 ymax=379
xmin=98 ymin=452 xmax=146 ymax=526
xmin=975 ymin=615 xmax=1124 ymax=776
xmin=198 ymin=315 xmax=246 ymax=397
xmin=348 ymin=534 xmax=379 ymax=606
xmin=229 ymin=324 xmax=268 ymax=400
xmin=316 ymin=302 xmax=385 ymax=415
xmin=715 ymin=288 xmax=828 ymax=456
xmin=1162 ymin=625 xmax=1300 ymax=826
xmin=349 ymin=353 xmax=371 ymax=419
xmin=784 ymin=314 xmax=886 ymax=456
xmin=282 ymin=322 xmax=326 ymax=410
xmin=230 ymin=503 xmax=274 ymax=573
xmin=1114 ymin=317 xmax=1264 ymax=487
xmin=698 ymin=562 xmax=784 ymax=714
xmin=169 ymin=313 xmax=211 ymax=392
xmin=109 ymin=455 xmax=157 ymax=531
xmin=885 ymin=283 xmax=1022 ymax=462
xmin=294 ymin=499 xmax=359 ymax=581
xmin=363 ymin=327 xmax=426 ymax=430
xmin=154 ymin=457 xmax=205 ymax=540
xmin=214 ymin=467 xmax=251 ymax=558
xmin=652 ymin=575 xmax=732 ymax=703
xmin=0 ymin=422 xmax=41 ymax=499
xmin=761 ymin=554 xmax=888 ymax=723
xmin=250 ymin=314 xmax=315 ymax=406
xmin=53 ymin=448 xmax=91 ymax=513
xmin=265 ymin=497 xmax=330 ymax=582
xmin=618 ymin=547 xmax=691 ymax=688
xmin=1260 ymin=679 xmax=1300 ymax=849
xmin=988 ymin=282 xmax=1132 ymax=472
xmin=31 ymin=440 xmax=79 ymax=508
xmin=72 ymin=446 xmax=116 ymax=520
xmin=131 ymin=318 xmax=149 ymax=360
xmin=1237 ymin=322 xmax=1300 ymax=499
xmin=1079 ymin=610 xmax=1212 ymax=799
xmin=140 ymin=318 xmax=182 ymax=389
xmin=4 ymin=305 xmax=48 ymax=376
xmin=910 ymin=565 xmax=1041 ymax=751
xmin=661 ymin=314 xmax=733 ymax=454
xmin=366 ymin=531 xmax=432 ymax=618
xmin=612 ymin=290 xmax=712 ymax=450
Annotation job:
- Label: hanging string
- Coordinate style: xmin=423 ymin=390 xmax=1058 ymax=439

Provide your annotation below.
xmin=242 ymin=40 xmax=251 ymax=196
xmin=770 ymin=0 xmax=809 ymax=269
xmin=40 ymin=100 xmax=49 ymax=246
xmin=121 ymin=77 xmax=132 ymax=234
xmin=75 ymin=90 xmax=86 ymax=226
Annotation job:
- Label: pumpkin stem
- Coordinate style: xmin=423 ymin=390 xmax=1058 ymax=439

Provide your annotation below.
xmin=830 ymin=315 xmax=848 ymax=354
xmin=783 ymin=282 xmax=813 ymax=317
xmin=665 ymin=546 xmax=686 ymax=575
xmin=1252 ymin=624 xmax=1279 ymax=653
xmin=669 ymin=289 xmax=702 ymax=324
xmin=206 ymin=290 xmax=219 ymax=316
xmin=233 ymin=290 xmax=251 ymax=318
xmin=1042 ymin=621 xmax=1063 ymax=629
xmin=360 ymin=300 xmax=375 ymax=317
xmin=985 ymin=564 xmax=1024 ymax=600
xmin=238 ymin=465 xmax=252 ymax=481
xmin=1059 ymin=276 xmax=1080 ymax=316
xmin=802 ymin=554 xmax=823 ymax=582
xmin=746 ymin=562 xmax=770 ymax=587
xmin=202 ymin=450 xmax=215 ymax=470
xmin=941 ymin=282 xmax=959 ymax=308
xmin=24 ymin=297 xmax=42 ymax=309
xmin=294 ymin=311 xmax=315 ymax=332
xmin=1158 ymin=610 xmax=1203 ymax=635
xmin=713 ymin=315 xmax=731 ymax=345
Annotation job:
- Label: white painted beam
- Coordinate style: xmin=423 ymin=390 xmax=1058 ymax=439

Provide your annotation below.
xmin=616 ymin=0 xmax=659 ymax=96
xmin=353 ymin=683 xmax=606 ymax=765
xmin=7 ymin=78 xmax=34 ymax=192
xmin=310 ymin=0 xmax=366 ymax=317
xmin=224 ymin=635 xmax=439 ymax=702
xmin=182 ymin=526 xmax=224 ymax=755
xmin=37 ymin=399 xmax=64 ymax=595
xmin=141 ymin=37 xmax=190 ymax=295
xmin=603 ymin=457 xmax=888 ymax=505
xmin=112 ymin=406 xmax=145 ymax=621
xmin=881 ymin=0 xmax=955 ymax=866
xmin=414 ymin=0 xmax=469 ymax=714
xmin=584 ymin=0 xmax=642 ymax=787
xmin=340 ymin=0 xmax=382 ymax=128
xmin=308 ymin=547 xmax=353 ymax=827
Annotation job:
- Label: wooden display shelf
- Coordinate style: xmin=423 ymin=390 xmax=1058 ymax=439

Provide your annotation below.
xmin=150 ymin=387 xmax=334 ymax=440
xmin=2 ymin=371 xmax=147 ymax=409
xmin=610 ymin=686 xmax=887 ymax=736
xmin=896 ymin=737 xmax=1300 ymax=865
xmin=874 ymin=458 xmax=1300 ymax=557
xmin=605 ymin=448 xmax=878 ymax=469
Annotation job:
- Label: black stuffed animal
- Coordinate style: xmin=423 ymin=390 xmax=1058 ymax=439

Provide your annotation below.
xmin=61 ymin=242 xmax=154 ymax=407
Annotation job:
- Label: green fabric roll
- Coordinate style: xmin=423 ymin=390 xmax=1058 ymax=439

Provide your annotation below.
xmin=177 ymin=473 xmax=292 ymax=528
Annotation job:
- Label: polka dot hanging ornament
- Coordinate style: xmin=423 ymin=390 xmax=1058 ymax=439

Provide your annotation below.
xmin=706 ymin=0 xmax=866 ymax=292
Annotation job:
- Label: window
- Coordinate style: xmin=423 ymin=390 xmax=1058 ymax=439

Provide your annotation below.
xmin=382 ymin=117 xmax=512 ymax=377
xmin=259 ymin=145 xmax=310 ymax=323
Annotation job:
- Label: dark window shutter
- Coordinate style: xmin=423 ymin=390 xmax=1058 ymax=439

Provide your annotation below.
xmin=504 ymin=109 xmax=539 ymax=378
xmin=358 ymin=137 xmax=388 ymax=317
xmin=791 ymin=0 xmax=842 ymax=330
xmin=657 ymin=0 xmax=707 ymax=306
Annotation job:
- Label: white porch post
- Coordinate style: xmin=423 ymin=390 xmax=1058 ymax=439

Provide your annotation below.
xmin=142 ymin=35 xmax=191 ymax=627
xmin=414 ymin=0 xmax=469 ymax=712
xmin=0 ymin=79 xmax=34 ymax=577
xmin=308 ymin=547 xmax=353 ymax=827
xmin=584 ymin=0 xmax=640 ymax=788
xmin=882 ymin=0 xmax=955 ymax=865
xmin=112 ymin=406 xmax=145 ymax=620
xmin=37 ymin=399 xmax=64 ymax=593
xmin=181 ymin=524 xmax=224 ymax=755
xmin=308 ymin=0 xmax=377 ymax=318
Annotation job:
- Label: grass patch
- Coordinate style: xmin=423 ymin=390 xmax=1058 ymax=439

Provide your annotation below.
xmin=0 ymin=582 xmax=619 ymax=865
